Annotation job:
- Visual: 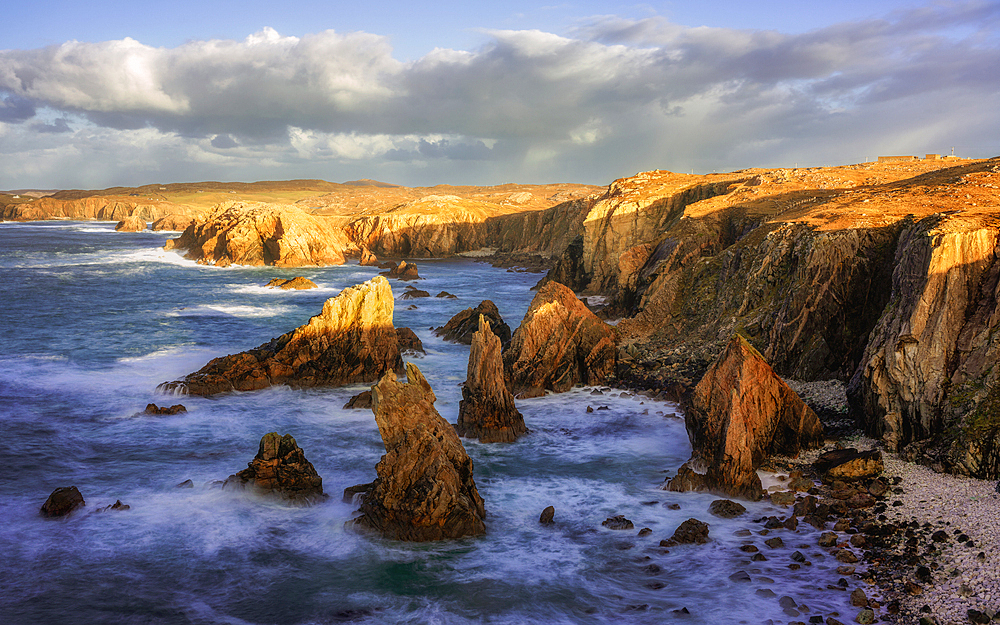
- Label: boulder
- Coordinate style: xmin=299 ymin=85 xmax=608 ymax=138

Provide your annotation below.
xmin=158 ymin=276 xmax=403 ymax=396
xmin=151 ymin=214 xmax=195 ymax=231
xmin=665 ymin=334 xmax=824 ymax=500
xmin=433 ymin=300 xmax=511 ymax=346
xmin=380 ymin=260 xmax=421 ymax=280
xmin=141 ymin=403 xmax=187 ymax=415
xmin=359 ymin=247 xmax=380 ymax=267
xmin=224 ymin=432 xmax=324 ymax=501
xmin=435 ymin=291 xmax=458 ymax=299
xmin=503 ymin=281 xmax=617 ymax=398
xmin=660 ymin=518 xmax=710 ymax=546
xmin=350 ymin=363 xmax=486 ymax=541
xmin=40 ymin=486 xmax=85 ymax=517
xmin=813 ymin=448 xmax=884 ymax=481
xmin=539 ymin=505 xmax=555 ymax=525
xmin=707 ymin=499 xmax=747 ymax=518
xmin=265 ymin=277 xmax=317 ymax=290
xmin=343 ymin=390 xmax=373 ymax=409
xmin=396 ymin=327 xmax=425 ymax=354
xmin=602 ymin=515 xmax=635 ymax=530
xmin=455 ymin=316 xmax=528 ymax=443
xmin=114 ymin=215 xmax=147 ymax=232
xmin=400 ymin=286 xmax=430 ymax=299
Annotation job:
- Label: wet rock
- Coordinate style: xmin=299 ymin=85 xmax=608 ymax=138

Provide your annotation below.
xmin=813 ymin=448 xmax=884 ymax=481
xmin=708 ymin=499 xmax=747 ymax=518
xmin=855 ymin=608 xmax=875 ymax=624
xmin=729 ymin=570 xmax=752 ymax=582
xmin=660 ymin=518 xmax=710 ymax=546
xmin=968 ymin=609 xmax=991 ymax=624
xmin=765 ymin=537 xmax=784 ymax=549
xmin=400 ymin=286 xmax=430 ymax=299
xmin=224 ymin=432 xmax=324 ymax=501
xmin=602 ymin=515 xmax=635 ymax=530
xmin=114 ymin=215 xmax=147 ymax=232
xmin=435 ymin=291 xmax=458 ymax=299
xmin=351 ymin=363 xmax=486 ymax=541
xmin=141 ymin=403 xmax=187 ymax=415
xmin=503 ymin=281 xmax=617 ymax=398
xmin=380 ymin=260 xmax=421 ymax=281
xmin=455 ymin=316 xmax=527 ymax=443
xmin=159 ymin=276 xmax=403 ymax=395
xmin=835 ymin=549 xmax=858 ymax=563
xmin=818 ymin=532 xmax=838 ymax=547
xmin=343 ymin=390 xmax=373 ymax=409
xmin=265 ymin=277 xmax=317 ymax=290
xmin=539 ymin=506 xmax=555 ymax=524
xmin=95 ymin=500 xmax=130 ymax=512
xmin=176 ymin=479 xmax=194 ymax=488
xmin=342 ymin=482 xmax=372 ymax=503
xmin=40 ymin=486 xmax=85 ymax=517
xmin=850 ymin=588 xmax=868 ymax=607
xmin=434 ymin=300 xmax=512 ymax=346
xmin=637 ymin=527 xmax=652 ymax=537
xmin=771 ymin=491 xmax=796 ymax=506
xmin=791 ymin=551 xmax=806 ymax=563
xmin=666 ymin=335 xmax=823 ymax=500
xmin=396 ymin=327 xmax=425 ymax=354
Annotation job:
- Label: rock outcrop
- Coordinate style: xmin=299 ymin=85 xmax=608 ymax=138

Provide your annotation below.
xmin=141 ymin=403 xmax=187 ymax=415
xmin=351 ymin=363 xmax=486 ymax=541
xmin=396 ymin=327 xmax=425 ymax=354
xmin=433 ymin=300 xmax=511 ymax=346
xmin=455 ymin=316 xmax=527 ymax=443
xmin=158 ymin=276 xmax=402 ymax=395
xmin=343 ymin=390 xmax=373 ymax=409
xmin=151 ymin=214 xmax=195 ymax=231
xmin=666 ymin=335 xmax=824 ymax=500
xmin=380 ymin=260 xmax=420 ymax=280
xmin=40 ymin=486 xmax=85 ymax=517
xmin=503 ymin=281 xmax=617 ymax=398
xmin=164 ymin=202 xmax=352 ymax=267
xmin=359 ymin=247 xmax=380 ymax=266
xmin=115 ymin=216 xmax=147 ymax=232
xmin=265 ymin=277 xmax=317 ymax=290
xmin=224 ymin=432 xmax=324 ymax=501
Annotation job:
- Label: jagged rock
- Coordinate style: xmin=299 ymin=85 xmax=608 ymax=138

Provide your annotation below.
xmin=660 ymin=518 xmax=710 ymax=546
xmin=707 ymin=499 xmax=747 ymax=518
xmin=344 ymin=390 xmax=373 ymax=409
xmin=380 ymin=260 xmax=421 ymax=280
xmin=164 ymin=201 xmax=351 ymax=266
xmin=400 ymin=286 xmax=430 ymax=299
xmin=141 ymin=403 xmax=187 ymax=415
xmin=503 ymin=281 xmax=617 ymax=398
xmin=602 ymin=515 xmax=634 ymax=530
xmin=455 ymin=316 xmax=527 ymax=443
xmin=433 ymin=300 xmax=511 ymax=346
xmin=435 ymin=291 xmax=458 ymax=299
xmin=359 ymin=247 xmax=379 ymax=266
xmin=350 ymin=363 xmax=486 ymax=541
xmin=539 ymin=506 xmax=555 ymax=524
xmin=224 ymin=432 xmax=324 ymax=501
xmin=40 ymin=486 xmax=85 ymax=517
xmin=813 ymin=448 xmax=884 ymax=481
xmin=666 ymin=335 xmax=823 ymax=500
xmin=158 ymin=276 xmax=403 ymax=395
xmin=151 ymin=214 xmax=195 ymax=231
xmin=95 ymin=500 xmax=130 ymax=512
xmin=343 ymin=483 xmax=372 ymax=503
xmin=114 ymin=215 xmax=147 ymax=232
xmin=396 ymin=327 xmax=425 ymax=354
xmin=265 ymin=277 xmax=317 ymax=290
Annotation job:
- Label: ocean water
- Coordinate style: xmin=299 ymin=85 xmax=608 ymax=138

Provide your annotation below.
xmin=0 ymin=221 xmax=858 ymax=624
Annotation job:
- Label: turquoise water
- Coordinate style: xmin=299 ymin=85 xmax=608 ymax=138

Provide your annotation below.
xmin=0 ymin=222 xmax=857 ymax=624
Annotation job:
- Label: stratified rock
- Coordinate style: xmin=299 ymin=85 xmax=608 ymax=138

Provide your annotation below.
xmin=40 ymin=486 xmax=85 ymax=517
xmin=666 ymin=335 xmax=824 ymax=500
xmin=660 ymin=518 xmax=710 ymax=546
xmin=224 ymin=432 xmax=324 ymax=501
xmin=164 ymin=201 xmax=351 ymax=266
xmin=380 ymin=260 xmax=420 ymax=280
xmin=359 ymin=247 xmax=380 ymax=266
xmin=265 ymin=277 xmax=317 ymax=290
xmin=396 ymin=327 xmax=425 ymax=354
xmin=343 ymin=390 xmax=373 ymax=409
xmin=158 ymin=276 xmax=402 ymax=396
xmin=351 ymin=363 xmax=486 ymax=541
xmin=455 ymin=316 xmax=527 ymax=443
xmin=151 ymin=214 xmax=195 ymax=231
xmin=503 ymin=281 xmax=617 ymax=398
xmin=539 ymin=505 xmax=555 ymax=525
xmin=114 ymin=215 xmax=147 ymax=232
xmin=433 ymin=300 xmax=511 ymax=345
xmin=813 ymin=448 xmax=884 ymax=481
xmin=141 ymin=403 xmax=187 ymax=415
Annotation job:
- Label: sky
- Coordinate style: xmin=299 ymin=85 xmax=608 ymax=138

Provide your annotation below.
xmin=1 ymin=0 xmax=998 ymax=190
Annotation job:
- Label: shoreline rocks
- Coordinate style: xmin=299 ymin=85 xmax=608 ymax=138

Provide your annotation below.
xmin=265 ymin=277 xmax=317 ymax=290
xmin=114 ymin=215 xmax=147 ymax=232
xmin=434 ymin=300 xmax=511 ymax=346
xmin=455 ymin=316 xmax=527 ymax=443
xmin=224 ymin=432 xmax=324 ymax=501
xmin=40 ymin=486 xmax=85 ymax=517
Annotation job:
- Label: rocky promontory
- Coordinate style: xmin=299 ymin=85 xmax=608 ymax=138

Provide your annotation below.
xmin=351 ymin=363 xmax=487 ymax=541
xmin=455 ymin=316 xmax=527 ymax=443
xmin=158 ymin=276 xmax=402 ymax=395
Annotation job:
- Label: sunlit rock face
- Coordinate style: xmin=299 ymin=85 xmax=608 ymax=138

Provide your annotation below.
xmin=351 ymin=363 xmax=487 ymax=541
xmin=456 ymin=316 xmax=527 ymax=443
xmin=158 ymin=276 xmax=402 ymax=396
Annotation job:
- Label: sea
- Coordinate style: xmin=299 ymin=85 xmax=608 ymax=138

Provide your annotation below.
xmin=0 ymin=221 xmax=859 ymax=624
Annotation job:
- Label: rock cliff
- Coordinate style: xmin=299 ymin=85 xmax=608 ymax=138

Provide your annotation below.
xmin=351 ymin=363 xmax=487 ymax=541
xmin=666 ymin=334 xmax=824 ymax=500
xmin=224 ymin=432 xmax=324 ymax=501
xmin=456 ymin=316 xmax=527 ymax=443
xmin=503 ymin=281 xmax=617 ymax=398
xmin=158 ymin=276 xmax=402 ymax=395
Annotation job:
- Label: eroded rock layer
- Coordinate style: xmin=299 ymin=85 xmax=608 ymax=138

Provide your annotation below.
xmin=456 ymin=316 xmax=527 ymax=443
xmin=158 ymin=276 xmax=402 ymax=395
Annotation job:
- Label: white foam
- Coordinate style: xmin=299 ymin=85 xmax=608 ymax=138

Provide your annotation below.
xmin=166 ymin=303 xmax=295 ymax=318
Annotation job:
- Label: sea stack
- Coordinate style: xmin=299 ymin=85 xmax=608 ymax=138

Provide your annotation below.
xmin=351 ymin=363 xmax=486 ymax=541
xmin=224 ymin=432 xmax=324 ymax=502
xmin=456 ymin=316 xmax=527 ymax=443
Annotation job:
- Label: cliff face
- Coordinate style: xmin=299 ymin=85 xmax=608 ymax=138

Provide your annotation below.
xmin=1 ymin=197 xmax=173 ymax=222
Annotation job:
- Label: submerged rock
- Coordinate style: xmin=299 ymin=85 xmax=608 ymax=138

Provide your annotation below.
xmin=380 ymin=260 xmax=421 ymax=281
xmin=660 ymin=518 xmax=710 ymax=546
xmin=114 ymin=215 xmax=147 ymax=232
xmin=351 ymin=363 xmax=486 ymax=541
xmin=602 ymin=515 xmax=635 ymax=530
xmin=433 ymin=300 xmax=511 ymax=346
xmin=265 ymin=277 xmax=317 ymax=290
xmin=95 ymin=500 xmax=130 ymax=512
xmin=666 ymin=334 xmax=824 ymax=500
xmin=40 ymin=486 xmax=85 ymax=517
xmin=503 ymin=281 xmax=617 ymax=398
xmin=141 ymin=403 xmax=187 ymax=415
xmin=455 ymin=316 xmax=527 ymax=443
xmin=158 ymin=276 xmax=403 ymax=396
xmin=224 ymin=432 xmax=324 ymax=501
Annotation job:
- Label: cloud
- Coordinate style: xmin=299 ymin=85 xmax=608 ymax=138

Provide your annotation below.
xmin=0 ymin=1 xmax=998 ymax=189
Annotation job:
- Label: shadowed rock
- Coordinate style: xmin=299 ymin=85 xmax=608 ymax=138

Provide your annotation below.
xmin=665 ymin=335 xmax=824 ymax=500
xmin=380 ymin=260 xmax=421 ymax=280
xmin=813 ymin=448 xmax=884 ymax=481
xmin=455 ymin=316 xmax=527 ymax=443
xmin=224 ymin=432 xmax=324 ymax=501
xmin=40 ymin=486 xmax=85 ymax=517
xmin=434 ymin=300 xmax=511 ymax=346
xmin=141 ymin=403 xmax=187 ymax=416
xmin=396 ymin=327 xmax=425 ymax=354
xmin=343 ymin=390 xmax=373 ymax=409
xmin=158 ymin=276 xmax=403 ymax=396
xmin=503 ymin=281 xmax=617 ymax=398
xmin=359 ymin=247 xmax=379 ymax=266
xmin=660 ymin=518 xmax=710 ymax=546
xmin=265 ymin=277 xmax=317 ymax=290
xmin=351 ymin=363 xmax=486 ymax=541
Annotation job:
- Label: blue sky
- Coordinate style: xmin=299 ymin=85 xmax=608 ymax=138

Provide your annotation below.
xmin=1 ymin=0 xmax=998 ymax=189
